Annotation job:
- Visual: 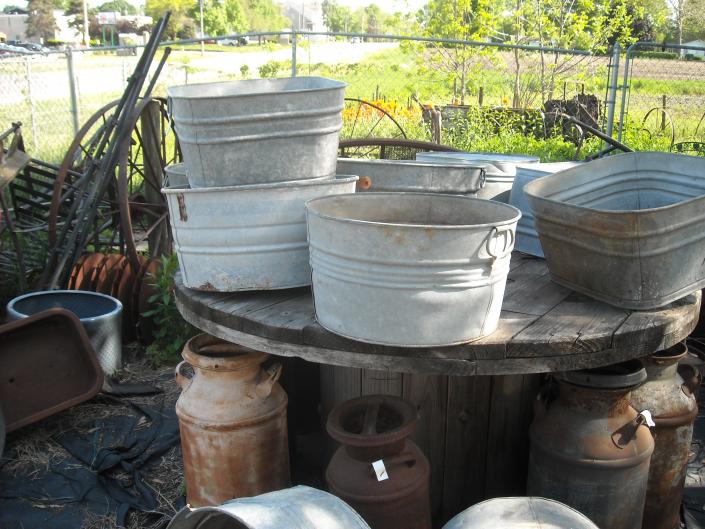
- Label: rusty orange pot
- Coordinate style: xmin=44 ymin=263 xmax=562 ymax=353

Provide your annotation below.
xmin=175 ymin=334 xmax=290 ymax=507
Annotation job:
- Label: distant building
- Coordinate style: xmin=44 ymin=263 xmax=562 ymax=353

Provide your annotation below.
xmin=0 ymin=14 xmax=29 ymax=43
xmin=0 ymin=10 xmax=81 ymax=44
xmin=682 ymin=40 xmax=705 ymax=58
xmin=276 ymin=1 xmax=326 ymax=32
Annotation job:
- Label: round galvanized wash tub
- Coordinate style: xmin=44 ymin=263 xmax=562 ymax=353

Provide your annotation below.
xmin=305 ymin=193 xmax=521 ymax=346
xmin=164 ymin=163 xmax=188 ymax=187
xmin=336 ymin=158 xmax=485 ymax=195
xmin=163 ymin=176 xmax=357 ymax=292
xmin=168 ymin=77 xmax=346 ymax=188
xmin=166 ymin=485 xmax=371 ymax=529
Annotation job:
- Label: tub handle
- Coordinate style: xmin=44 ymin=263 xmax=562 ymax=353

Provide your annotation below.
xmin=255 ymin=363 xmax=283 ymax=399
xmin=175 ymin=360 xmax=192 ymax=391
xmin=486 ymin=227 xmax=515 ymax=260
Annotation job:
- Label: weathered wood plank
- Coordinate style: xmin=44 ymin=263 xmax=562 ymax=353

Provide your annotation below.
xmin=361 ymin=369 xmax=403 ymax=395
xmin=502 ymin=272 xmax=572 ymax=316
xmin=319 ymin=364 xmax=363 ymax=459
xmin=241 ymin=293 xmax=316 ymax=343
xmin=402 ymin=373 xmax=448 ymax=521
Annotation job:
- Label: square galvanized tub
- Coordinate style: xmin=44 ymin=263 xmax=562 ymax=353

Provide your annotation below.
xmin=336 ymin=158 xmax=486 ymax=195
xmin=524 ymin=152 xmax=705 ymax=309
xmin=509 ymin=162 xmax=580 ymax=257
xmin=415 ymin=152 xmax=540 ymax=202
xmin=168 ymin=77 xmax=346 ymax=188
xmin=163 ymin=176 xmax=358 ymax=292
xmin=306 ymin=193 xmax=521 ymax=346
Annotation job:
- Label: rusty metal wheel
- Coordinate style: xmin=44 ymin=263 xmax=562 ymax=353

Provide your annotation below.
xmin=641 ymin=106 xmax=675 ymax=150
xmin=341 ymin=98 xmax=407 ymax=158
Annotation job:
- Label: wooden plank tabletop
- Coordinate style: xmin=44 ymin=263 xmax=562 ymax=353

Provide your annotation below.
xmin=174 ymin=253 xmax=701 ymax=375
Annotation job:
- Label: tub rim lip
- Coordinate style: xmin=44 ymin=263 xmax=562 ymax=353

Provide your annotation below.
xmin=336 ymin=157 xmax=484 ymax=171
xmin=161 ymin=175 xmax=358 ymax=195
xmin=167 ymin=75 xmax=348 ymax=100
xmin=305 ymin=192 xmax=522 ymax=230
xmin=7 ymin=289 xmax=123 ymax=324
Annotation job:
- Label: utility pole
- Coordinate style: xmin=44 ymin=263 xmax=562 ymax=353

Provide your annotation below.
xmin=200 ymin=0 xmax=205 ymax=55
xmin=82 ymin=0 xmax=89 ymax=46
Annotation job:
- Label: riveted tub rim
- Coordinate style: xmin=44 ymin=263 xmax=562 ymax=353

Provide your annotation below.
xmin=162 ymin=175 xmax=357 ymax=195
xmin=305 ymin=192 xmax=522 ymax=230
xmin=167 ymin=76 xmax=348 ymax=100
xmin=7 ymin=289 xmax=123 ymax=324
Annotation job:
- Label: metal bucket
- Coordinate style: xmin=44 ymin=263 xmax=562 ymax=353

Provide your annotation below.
xmin=165 ymin=485 xmax=372 ymax=529
xmin=305 ymin=193 xmax=521 ymax=346
xmin=165 ymin=163 xmax=188 ymax=187
xmin=524 ymin=152 xmax=705 ymax=309
xmin=509 ymin=162 xmax=580 ymax=257
xmin=167 ymin=77 xmax=346 ymax=188
xmin=444 ymin=497 xmax=599 ymax=529
xmin=416 ymin=152 xmax=540 ymax=202
xmin=163 ymin=176 xmax=358 ymax=292
xmin=336 ymin=158 xmax=485 ymax=195
xmin=7 ymin=290 xmax=122 ymax=375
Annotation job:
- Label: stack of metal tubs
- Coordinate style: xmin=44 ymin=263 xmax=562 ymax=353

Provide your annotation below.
xmin=162 ymin=77 xmax=357 ymax=292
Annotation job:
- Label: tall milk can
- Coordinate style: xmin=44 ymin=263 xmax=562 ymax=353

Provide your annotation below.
xmin=325 ymin=395 xmax=432 ymax=529
xmin=527 ymin=360 xmax=654 ymax=529
xmin=630 ymin=342 xmax=698 ymax=529
xmin=175 ymin=334 xmax=290 ymax=507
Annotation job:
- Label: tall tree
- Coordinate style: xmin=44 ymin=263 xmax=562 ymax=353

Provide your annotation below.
xmin=224 ymin=0 xmax=248 ymax=33
xmin=98 ymin=0 xmax=137 ymax=14
xmin=65 ymin=0 xmax=88 ymax=40
xmin=146 ymin=0 xmax=193 ymax=38
xmin=26 ymin=0 xmax=57 ymax=41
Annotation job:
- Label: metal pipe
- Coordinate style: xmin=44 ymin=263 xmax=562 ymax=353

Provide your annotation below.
xmin=291 ymin=32 xmax=297 ymax=77
xmin=604 ymin=42 xmax=620 ymax=143
xmin=66 ymin=50 xmax=80 ymax=134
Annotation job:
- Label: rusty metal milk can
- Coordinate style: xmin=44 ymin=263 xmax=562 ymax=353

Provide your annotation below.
xmin=630 ymin=342 xmax=698 ymax=529
xmin=175 ymin=334 xmax=290 ymax=507
xmin=325 ymin=395 xmax=431 ymax=529
xmin=527 ymin=360 xmax=654 ymax=529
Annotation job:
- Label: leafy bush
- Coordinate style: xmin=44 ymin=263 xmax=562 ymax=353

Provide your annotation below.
xmin=685 ymin=54 xmax=703 ymax=61
xmin=631 ymin=51 xmax=678 ymax=60
xmin=144 ymin=254 xmax=198 ymax=366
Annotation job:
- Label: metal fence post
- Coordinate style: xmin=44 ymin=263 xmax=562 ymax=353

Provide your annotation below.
xmin=291 ymin=31 xmax=297 ymax=77
xmin=66 ymin=50 xmax=80 ymax=134
xmin=24 ymin=56 xmax=38 ymax=152
xmin=604 ymin=42 xmax=620 ymax=143
xmin=617 ymin=43 xmax=637 ymax=143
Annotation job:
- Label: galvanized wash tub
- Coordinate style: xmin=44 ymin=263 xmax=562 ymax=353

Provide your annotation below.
xmin=416 ymin=152 xmax=540 ymax=202
xmin=168 ymin=77 xmax=346 ymax=188
xmin=166 ymin=485 xmax=371 ymax=529
xmin=509 ymin=162 xmax=580 ymax=257
xmin=524 ymin=152 xmax=705 ymax=309
xmin=306 ymin=193 xmax=521 ymax=346
xmin=444 ymin=497 xmax=599 ymax=529
xmin=165 ymin=163 xmax=188 ymax=187
xmin=163 ymin=176 xmax=358 ymax=292
xmin=336 ymin=158 xmax=485 ymax=195
xmin=7 ymin=290 xmax=122 ymax=375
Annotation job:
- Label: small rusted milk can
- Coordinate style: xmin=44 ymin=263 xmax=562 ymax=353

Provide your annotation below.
xmin=630 ymin=342 xmax=698 ymax=529
xmin=175 ymin=334 xmax=290 ymax=507
xmin=325 ymin=395 xmax=432 ymax=529
xmin=527 ymin=360 xmax=654 ymax=529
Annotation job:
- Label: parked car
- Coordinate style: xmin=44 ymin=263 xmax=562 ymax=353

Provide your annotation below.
xmin=16 ymin=42 xmax=48 ymax=53
xmin=221 ymin=36 xmax=249 ymax=46
xmin=0 ymin=43 xmax=33 ymax=55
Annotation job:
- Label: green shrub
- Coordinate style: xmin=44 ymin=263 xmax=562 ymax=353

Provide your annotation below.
xmin=631 ymin=51 xmax=678 ymax=60
xmin=685 ymin=53 xmax=703 ymax=61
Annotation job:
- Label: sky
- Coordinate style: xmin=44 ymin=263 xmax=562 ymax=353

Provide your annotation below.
xmin=0 ymin=0 xmax=426 ymax=12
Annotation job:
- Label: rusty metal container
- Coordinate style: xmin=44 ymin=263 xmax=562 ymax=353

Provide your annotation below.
xmin=527 ymin=360 xmax=655 ymax=529
xmin=630 ymin=342 xmax=698 ymax=529
xmin=325 ymin=395 xmax=431 ymax=529
xmin=175 ymin=334 xmax=290 ymax=507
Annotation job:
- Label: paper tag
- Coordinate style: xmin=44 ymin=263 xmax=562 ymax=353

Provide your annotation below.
xmin=372 ymin=459 xmax=389 ymax=482
xmin=639 ymin=410 xmax=656 ymax=427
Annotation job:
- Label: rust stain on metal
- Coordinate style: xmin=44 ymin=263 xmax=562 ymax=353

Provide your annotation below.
xmin=177 ymin=193 xmax=188 ymax=222
xmin=326 ymin=395 xmax=432 ymax=529
xmin=175 ymin=334 xmax=290 ymax=507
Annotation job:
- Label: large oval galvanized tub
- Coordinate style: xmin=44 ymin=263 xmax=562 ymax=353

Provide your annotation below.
xmin=305 ymin=193 xmax=521 ymax=346
xmin=336 ymin=158 xmax=485 ymax=195
xmin=524 ymin=152 xmax=705 ymax=309
xmin=168 ymin=77 xmax=346 ymax=188
xmin=509 ymin=162 xmax=580 ymax=257
xmin=416 ymin=152 xmax=540 ymax=202
xmin=166 ymin=485 xmax=371 ymax=529
xmin=163 ymin=176 xmax=358 ymax=292
xmin=444 ymin=497 xmax=599 ymax=529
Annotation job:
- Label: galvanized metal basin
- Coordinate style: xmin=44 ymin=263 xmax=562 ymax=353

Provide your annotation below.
xmin=166 ymin=485 xmax=372 ymax=529
xmin=524 ymin=152 xmax=705 ymax=309
xmin=164 ymin=163 xmax=188 ymax=187
xmin=168 ymin=77 xmax=346 ymax=188
xmin=444 ymin=497 xmax=599 ymax=529
xmin=509 ymin=162 xmax=580 ymax=257
xmin=306 ymin=193 xmax=521 ymax=346
xmin=336 ymin=158 xmax=485 ymax=195
xmin=163 ymin=176 xmax=358 ymax=292
xmin=416 ymin=152 xmax=540 ymax=202
xmin=7 ymin=290 xmax=122 ymax=375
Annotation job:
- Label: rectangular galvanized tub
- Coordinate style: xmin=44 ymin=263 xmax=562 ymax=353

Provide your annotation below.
xmin=168 ymin=77 xmax=346 ymax=188
xmin=509 ymin=162 xmax=580 ymax=257
xmin=415 ymin=152 xmax=540 ymax=202
xmin=336 ymin=158 xmax=486 ymax=195
xmin=524 ymin=152 xmax=705 ymax=309
xmin=163 ymin=176 xmax=358 ymax=292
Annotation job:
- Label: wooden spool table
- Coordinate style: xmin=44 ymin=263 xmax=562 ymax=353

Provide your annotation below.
xmin=175 ymin=253 xmax=701 ymax=523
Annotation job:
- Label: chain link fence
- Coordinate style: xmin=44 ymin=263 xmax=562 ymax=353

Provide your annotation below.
xmin=3 ymin=32 xmax=704 ymax=163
